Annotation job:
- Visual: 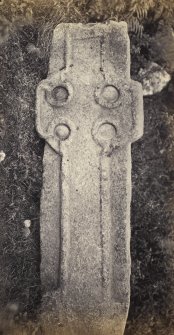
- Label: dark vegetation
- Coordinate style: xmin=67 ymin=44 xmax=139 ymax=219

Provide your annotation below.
xmin=0 ymin=1 xmax=174 ymax=334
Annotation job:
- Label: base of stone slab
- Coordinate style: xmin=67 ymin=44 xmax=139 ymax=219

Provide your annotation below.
xmin=40 ymin=314 xmax=127 ymax=335
xmin=39 ymin=292 xmax=128 ymax=335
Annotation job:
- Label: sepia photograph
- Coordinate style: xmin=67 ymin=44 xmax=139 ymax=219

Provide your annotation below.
xmin=0 ymin=1 xmax=174 ymax=334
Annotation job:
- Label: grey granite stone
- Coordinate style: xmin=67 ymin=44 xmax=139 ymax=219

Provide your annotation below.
xmin=138 ymin=62 xmax=171 ymax=96
xmin=36 ymin=21 xmax=143 ymax=334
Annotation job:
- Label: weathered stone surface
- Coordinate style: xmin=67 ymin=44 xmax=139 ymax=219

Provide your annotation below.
xmin=36 ymin=21 xmax=143 ymax=334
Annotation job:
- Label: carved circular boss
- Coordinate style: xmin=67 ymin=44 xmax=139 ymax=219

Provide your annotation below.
xmin=43 ymin=81 xmax=128 ymax=150
xmin=45 ymin=82 xmax=121 ymax=109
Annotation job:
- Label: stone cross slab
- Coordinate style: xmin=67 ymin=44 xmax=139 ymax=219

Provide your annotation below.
xmin=36 ymin=22 xmax=143 ymax=334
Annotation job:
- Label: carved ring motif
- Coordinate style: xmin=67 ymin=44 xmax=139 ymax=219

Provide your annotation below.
xmin=45 ymin=82 xmax=73 ymax=107
xmin=92 ymin=119 xmax=118 ymax=155
xmin=55 ymin=123 xmax=71 ymax=141
xmin=95 ymin=84 xmax=120 ymax=108
xmin=97 ymin=122 xmax=117 ymax=140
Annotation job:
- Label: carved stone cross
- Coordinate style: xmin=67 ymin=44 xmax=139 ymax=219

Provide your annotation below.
xmin=36 ymin=21 xmax=143 ymax=335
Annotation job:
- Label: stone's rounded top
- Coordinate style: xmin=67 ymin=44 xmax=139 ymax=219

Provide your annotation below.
xmin=98 ymin=123 xmax=116 ymax=140
xmin=55 ymin=124 xmax=71 ymax=141
xmin=102 ymin=85 xmax=119 ymax=103
xmin=52 ymin=86 xmax=69 ymax=103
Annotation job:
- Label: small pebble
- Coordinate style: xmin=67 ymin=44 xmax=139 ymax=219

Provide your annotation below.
xmin=0 ymin=150 xmax=5 ymax=162
xmin=24 ymin=219 xmax=31 ymax=228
